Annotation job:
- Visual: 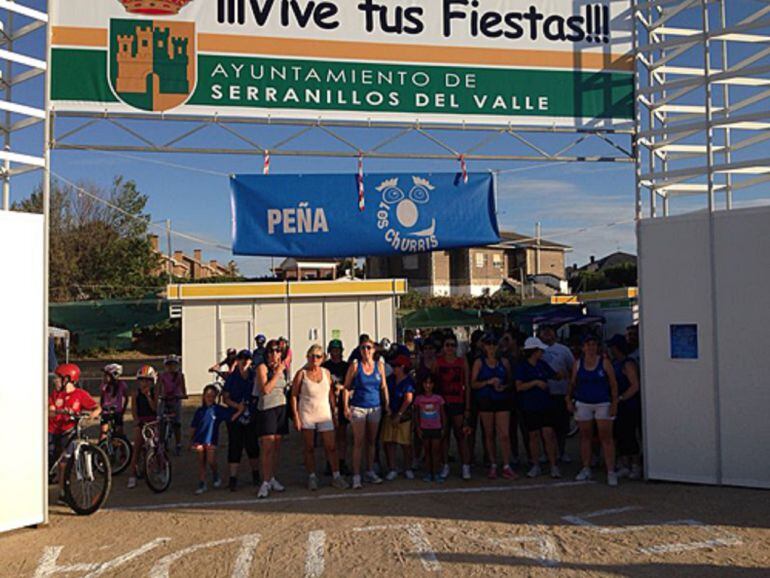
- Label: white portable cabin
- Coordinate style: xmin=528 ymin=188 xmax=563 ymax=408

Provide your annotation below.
xmin=168 ymin=279 xmax=407 ymax=394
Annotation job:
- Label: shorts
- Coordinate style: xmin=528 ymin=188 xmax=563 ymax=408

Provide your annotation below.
xmin=445 ymin=402 xmax=465 ymax=418
xmin=381 ymin=415 xmax=412 ymax=446
xmin=302 ymin=419 xmax=335 ymax=433
xmin=227 ymin=420 xmax=259 ymax=463
xmin=476 ymin=396 xmax=511 ymax=414
xmin=575 ymin=401 xmax=614 ymax=422
xmin=49 ymin=432 xmax=76 ymax=460
xmin=350 ymin=405 xmax=382 ymax=425
xmin=522 ymin=408 xmax=558 ymax=432
xmin=257 ymin=405 xmax=289 ymax=437
xmin=421 ymin=428 xmax=442 ymax=440
xmin=159 ymin=398 xmax=182 ymax=426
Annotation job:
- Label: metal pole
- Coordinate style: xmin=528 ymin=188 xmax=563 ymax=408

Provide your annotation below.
xmin=719 ymin=0 xmax=733 ymax=210
xmin=535 ymin=222 xmax=541 ymax=275
xmin=165 ymin=218 xmax=172 ymax=277
xmin=2 ymin=9 xmax=12 ymax=211
xmin=632 ymin=0 xmax=643 ymax=223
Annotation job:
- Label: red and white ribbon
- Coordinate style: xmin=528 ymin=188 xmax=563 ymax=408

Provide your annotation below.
xmin=263 ymin=150 xmax=270 ymax=175
xmin=459 ymin=154 xmax=468 ymax=184
xmin=357 ymin=153 xmax=365 ymax=211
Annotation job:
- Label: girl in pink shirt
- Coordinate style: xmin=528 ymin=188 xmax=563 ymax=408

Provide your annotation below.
xmin=158 ymin=355 xmax=188 ymax=455
xmin=413 ymin=373 xmax=446 ymax=483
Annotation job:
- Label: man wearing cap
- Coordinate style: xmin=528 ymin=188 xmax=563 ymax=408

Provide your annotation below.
xmin=323 ymin=339 xmax=351 ymax=475
xmin=222 ymin=349 xmax=260 ymax=491
xmin=382 ymin=354 xmax=416 ymax=481
xmin=538 ymin=325 xmax=575 ymax=463
xmin=253 ymin=334 xmax=267 ymax=367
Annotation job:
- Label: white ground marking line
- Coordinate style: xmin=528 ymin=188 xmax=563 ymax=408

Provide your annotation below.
xmin=637 ymin=519 xmax=743 ymax=555
xmin=446 ymin=527 xmax=560 ymax=567
xmin=354 ymin=524 xmax=441 ymax=572
xmin=107 ymin=480 xmax=592 ymax=512
xmin=305 ymin=530 xmax=326 ymax=578
xmin=149 ymin=534 xmax=260 ymax=578
xmin=562 ymin=506 xmax=647 ymax=534
xmin=34 ymin=539 xmax=171 ymax=578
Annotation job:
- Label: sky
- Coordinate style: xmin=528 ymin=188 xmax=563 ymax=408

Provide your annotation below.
xmin=5 ymin=0 xmax=769 ymax=278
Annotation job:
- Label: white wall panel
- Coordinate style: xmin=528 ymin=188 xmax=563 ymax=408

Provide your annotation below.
xmin=182 ymin=303 xmax=218 ymax=394
xmin=0 ymin=212 xmax=46 ymax=533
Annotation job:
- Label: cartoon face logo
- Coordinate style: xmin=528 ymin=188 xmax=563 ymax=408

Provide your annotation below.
xmin=377 ymin=176 xmax=436 ymax=237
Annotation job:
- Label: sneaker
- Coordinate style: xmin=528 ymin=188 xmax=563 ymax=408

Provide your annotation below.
xmin=405 ymin=469 xmax=415 ymax=480
xmin=575 ymin=467 xmax=593 ymax=482
xmin=487 ymin=465 xmax=498 ymax=480
xmin=423 ymin=474 xmax=434 ymax=483
xmin=229 ymin=477 xmax=238 ymax=492
xmin=440 ymin=463 xmax=450 ymax=479
xmin=212 ymin=475 xmax=222 ymax=489
xmin=502 ymin=466 xmax=518 ymax=480
xmin=462 ymin=465 xmax=471 ymax=480
xmin=526 ymin=465 xmax=542 ymax=478
xmin=195 ymin=482 xmax=207 ymax=495
xmin=550 ymin=465 xmax=562 ymax=479
xmin=257 ymin=481 xmax=270 ymax=499
xmin=630 ymin=465 xmax=643 ymax=480
xmin=607 ymin=472 xmax=619 ymax=487
xmin=175 ymin=444 xmax=182 ymax=457
xmin=616 ymin=467 xmax=631 ymax=479
xmin=332 ymin=476 xmax=350 ymax=490
xmin=560 ymin=453 xmax=572 ymax=464
xmin=385 ymin=470 xmax=399 ymax=482
xmin=127 ymin=477 xmax=137 ymax=489
xmin=270 ymin=478 xmax=286 ymax=493
xmin=352 ymin=475 xmax=363 ymax=490
xmin=364 ymin=471 xmax=383 ymax=485
xmin=308 ymin=474 xmax=319 ymax=491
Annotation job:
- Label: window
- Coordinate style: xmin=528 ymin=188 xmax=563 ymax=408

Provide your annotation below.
xmin=475 ymin=253 xmax=486 ymax=268
xmin=493 ymin=254 xmax=503 ymax=269
xmin=402 ymin=254 xmax=419 ymax=270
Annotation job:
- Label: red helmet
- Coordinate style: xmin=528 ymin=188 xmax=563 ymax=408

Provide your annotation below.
xmin=55 ymin=363 xmax=81 ymax=384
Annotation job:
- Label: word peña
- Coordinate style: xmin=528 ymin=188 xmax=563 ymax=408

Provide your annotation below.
xmin=267 ymin=203 xmax=330 ymax=235
xmin=217 ymin=0 xmax=613 ymax=44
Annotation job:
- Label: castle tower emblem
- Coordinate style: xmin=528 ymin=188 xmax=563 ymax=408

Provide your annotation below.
xmin=109 ymin=18 xmax=196 ymax=112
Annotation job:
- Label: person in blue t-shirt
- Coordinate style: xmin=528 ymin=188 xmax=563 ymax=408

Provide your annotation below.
xmin=515 ymin=337 xmax=562 ymax=480
xmin=190 ymin=384 xmax=232 ymax=495
xmin=382 ymin=355 xmax=416 ymax=481
xmin=222 ymin=349 xmax=259 ymax=491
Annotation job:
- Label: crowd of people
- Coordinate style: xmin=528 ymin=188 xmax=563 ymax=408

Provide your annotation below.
xmin=47 ymin=324 xmax=643 ymax=500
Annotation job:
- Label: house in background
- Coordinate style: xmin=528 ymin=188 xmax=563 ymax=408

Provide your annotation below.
xmin=569 ymin=251 xmax=638 ymax=276
xmin=150 ymin=235 xmax=236 ymax=280
xmin=273 ymin=258 xmax=341 ymax=281
xmin=366 ymin=230 xmax=571 ymax=297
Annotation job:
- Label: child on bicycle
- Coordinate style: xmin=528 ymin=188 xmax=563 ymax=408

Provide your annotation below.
xmin=100 ymin=363 xmax=128 ymax=439
xmin=48 ymin=364 xmax=100 ymax=504
xmin=190 ymin=384 xmax=231 ymax=495
xmin=158 ymin=354 xmax=188 ymax=456
xmin=127 ymin=365 xmax=158 ymax=489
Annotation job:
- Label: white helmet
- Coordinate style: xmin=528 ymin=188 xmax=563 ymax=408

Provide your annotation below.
xmin=103 ymin=363 xmax=123 ymax=379
xmin=136 ymin=365 xmax=157 ymax=382
xmin=164 ymin=354 xmax=181 ymax=366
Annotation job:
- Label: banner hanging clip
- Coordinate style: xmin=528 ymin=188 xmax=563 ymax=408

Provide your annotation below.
xmin=263 ymin=150 xmax=270 ymax=175
xmin=459 ymin=154 xmax=468 ymax=184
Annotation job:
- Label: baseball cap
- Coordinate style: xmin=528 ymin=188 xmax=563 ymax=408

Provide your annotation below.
xmin=391 ymin=355 xmax=412 ymax=370
xmin=226 ymin=347 xmax=237 ymax=356
xmin=236 ymin=349 xmax=253 ymax=360
xmin=523 ymin=337 xmax=548 ymax=351
xmin=328 ymin=339 xmax=343 ymax=351
xmin=480 ymin=332 xmax=498 ymax=344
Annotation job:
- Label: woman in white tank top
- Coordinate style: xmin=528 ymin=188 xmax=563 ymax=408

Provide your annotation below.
xmin=290 ymin=344 xmax=349 ymax=491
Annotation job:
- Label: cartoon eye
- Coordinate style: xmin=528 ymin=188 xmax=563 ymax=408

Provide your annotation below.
xmin=409 ymin=186 xmax=430 ymax=204
xmin=382 ymin=186 xmax=405 ymax=204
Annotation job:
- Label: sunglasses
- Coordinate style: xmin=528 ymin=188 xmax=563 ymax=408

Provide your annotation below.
xmin=309 ymin=354 xmax=323 ymax=360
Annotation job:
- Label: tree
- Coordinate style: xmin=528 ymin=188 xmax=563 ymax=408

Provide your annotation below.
xmin=13 ymin=177 xmax=163 ymax=302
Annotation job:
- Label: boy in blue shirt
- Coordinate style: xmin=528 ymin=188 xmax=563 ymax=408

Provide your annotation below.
xmin=190 ymin=384 xmax=232 ymax=495
xmin=382 ymin=355 xmax=416 ymax=481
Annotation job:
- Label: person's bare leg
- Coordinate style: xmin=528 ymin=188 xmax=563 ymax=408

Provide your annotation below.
xmin=597 ymin=420 xmax=616 ymax=474
xmin=480 ymin=413 xmax=496 ymax=466
xmin=496 ymin=412 xmax=512 ymax=466
xmin=321 ymin=431 xmax=339 ymax=474
xmin=197 ymin=447 xmax=206 ymax=483
xmin=260 ymin=438 xmax=274 ymax=483
xmin=272 ymin=436 xmax=282 ymax=479
xmin=385 ymin=442 xmax=397 ymax=472
xmin=351 ymin=419 xmax=366 ymax=477
xmin=365 ymin=418 xmax=379 ymax=472
xmin=302 ymin=430 xmax=316 ymax=475
xmin=452 ymin=414 xmax=469 ymax=465
xmin=578 ymin=421 xmax=593 ymax=468
xmin=207 ymin=447 xmax=218 ymax=480
xmin=542 ymin=427 xmax=558 ymax=467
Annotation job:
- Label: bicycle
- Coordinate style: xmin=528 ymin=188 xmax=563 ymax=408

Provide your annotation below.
xmin=141 ymin=414 xmax=174 ymax=493
xmin=98 ymin=406 xmax=132 ymax=475
xmin=49 ymin=411 xmax=112 ymax=515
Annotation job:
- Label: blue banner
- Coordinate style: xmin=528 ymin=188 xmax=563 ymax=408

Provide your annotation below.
xmin=230 ymin=173 xmax=500 ymax=258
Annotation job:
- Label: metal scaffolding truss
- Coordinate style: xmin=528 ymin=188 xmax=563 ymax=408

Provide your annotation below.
xmin=634 ymin=0 xmax=770 ymax=217
xmin=0 ymin=0 xmax=47 ymax=209
xmin=51 ymin=111 xmax=634 ymax=165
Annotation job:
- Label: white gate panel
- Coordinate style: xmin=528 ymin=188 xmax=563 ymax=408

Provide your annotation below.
xmin=0 ymin=211 xmax=46 ymax=533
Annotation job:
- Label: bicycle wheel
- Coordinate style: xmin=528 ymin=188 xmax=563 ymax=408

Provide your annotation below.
xmin=99 ymin=435 xmax=132 ymax=476
xmin=64 ymin=444 xmax=112 ymax=516
xmin=145 ymin=448 xmax=172 ymax=493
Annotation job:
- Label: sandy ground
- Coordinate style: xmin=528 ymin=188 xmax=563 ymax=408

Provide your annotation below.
xmin=3 ymin=402 xmax=768 ymax=577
